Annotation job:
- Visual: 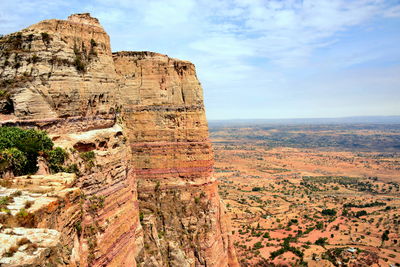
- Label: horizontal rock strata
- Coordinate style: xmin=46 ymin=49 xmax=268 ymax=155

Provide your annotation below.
xmin=115 ymin=51 xmax=238 ymax=266
xmin=0 ymin=13 xmax=238 ymax=267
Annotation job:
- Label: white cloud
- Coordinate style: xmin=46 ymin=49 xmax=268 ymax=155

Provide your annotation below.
xmin=1 ymin=0 xmax=400 ymax=119
xmin=0 ymin=0 xmax=69 ymax=33
xmin=143 ymin=0 xmax=196 ymax=27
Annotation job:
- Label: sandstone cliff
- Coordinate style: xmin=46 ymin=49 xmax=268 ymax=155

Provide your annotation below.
xmin=0 ymin=13 xmax=238 ymax=267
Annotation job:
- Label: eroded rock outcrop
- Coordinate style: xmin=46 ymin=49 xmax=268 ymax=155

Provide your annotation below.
xmin=0 ymin=12 xmax=118 ymax=130
xmin=114 ymin=51 xmax=238 ymax=266
xmin=0 ymin=13 xmax=238 ymax=266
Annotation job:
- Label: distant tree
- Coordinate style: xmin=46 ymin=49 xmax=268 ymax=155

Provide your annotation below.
xmin=253 ymin=241 xmax=263 ymax=250
xmin=315 ymin=237 xmax=328 ymax=246
xmin=381 ymin=230 xmax=390 ymax=246
xmin=322 ymin=209 xmax=337 ymax=216
xmin=355 ymin=210 xmax=367 ymax=218
xmin=342 ymin=209 xmax=349 ymax=217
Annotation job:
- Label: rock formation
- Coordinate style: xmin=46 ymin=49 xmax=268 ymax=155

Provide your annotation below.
xmin=0 ymin=13 xmax=238 ymax=266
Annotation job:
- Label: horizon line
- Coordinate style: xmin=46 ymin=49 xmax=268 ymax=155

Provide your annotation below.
xmin=208 ymin=115 xmax=400 ymax=121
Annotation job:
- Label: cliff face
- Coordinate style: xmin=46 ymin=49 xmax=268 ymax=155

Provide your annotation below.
xmin=0 ymin=13 xmax=140 ymax=267
xmin=0 ymin=13 xmax=238 ymax=267
xmin=0 ymin=13 xmax=118 ymax=129
xmin=114 ymin=52 xmax=238 ymax=266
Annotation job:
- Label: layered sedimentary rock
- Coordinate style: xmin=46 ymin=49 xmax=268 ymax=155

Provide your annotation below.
xmin=0 ymin=13 xmax=237 ymax=266
xmin=114 ymin=51 xmax=238 ymax=266
xmin=0 ymin=13 xmax=140 ymax=267
xmin=0 ymin=13 xmax=118 ymax=130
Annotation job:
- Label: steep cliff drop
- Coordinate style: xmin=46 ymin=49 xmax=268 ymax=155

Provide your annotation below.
xmin=114 ymin=52 xmax=239 ymax=266
xmin=0 ymin=13 xmax=238 ymax=266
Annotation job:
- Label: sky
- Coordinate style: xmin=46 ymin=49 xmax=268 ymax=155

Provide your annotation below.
xmin=1 ymin=0 xmax=400 ymax=120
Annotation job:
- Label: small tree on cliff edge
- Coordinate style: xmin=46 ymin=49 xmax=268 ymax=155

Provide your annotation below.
xmin=0 ymin=127 xmax=54 ymax=175
xmin=0 ymin=127 xmax=73 ymax=176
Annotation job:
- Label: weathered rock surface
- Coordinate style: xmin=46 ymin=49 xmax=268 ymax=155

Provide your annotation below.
xmin=115 ymin=51 xmax=238 ymax=266
xmin=0 ymin=227 xmax=62 ymax=266
xmin=0 ymin=12 xmax=118 ymax=131
xmin=0 ymin=177 xmax=79 ymax=266
xmin=0 ymin=13 xmax=238 ymax=266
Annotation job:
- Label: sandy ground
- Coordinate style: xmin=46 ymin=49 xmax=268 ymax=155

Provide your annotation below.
xmin=212 ymin=127 xmax=400 ymax=266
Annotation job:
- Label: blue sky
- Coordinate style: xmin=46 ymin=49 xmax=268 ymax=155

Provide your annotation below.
xmin=1 ymin=0 xmax=400 ymax=120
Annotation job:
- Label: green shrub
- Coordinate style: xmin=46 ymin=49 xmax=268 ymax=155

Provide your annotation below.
xmin=355 ymin=210 xmax=367 ymax=218
xmin=322 ymin=209 xmax=337 ymax=216
xmin=342 ymin=209 xmax=349 ymax=216
xmin=80 ymin=151 xmax=95 ymax=162
xmin=381 ymin=230 xmax=390 ymax=243
xmin=45 ymin=147 xmax=68 ymax=173
xmin=0 ymin=89 xmax=7 ymax=98
xmin=0 ymin=196 xmax=13 ymax=210
xmin=263 ymin=232 xmax=270 ymax=238
xmin=89 ymin=39 xmax=98 ymax=56
xmin=0 ymin=128 xmax=74 ymax=175
xmin=88 ymin=195 xmax=105 ymax=215
xmin=316 ymin=221 xmax=324 ymax=230
xmin=41 ymin=32 xmax=51 ymax=45
xmin=16 ymin=208 xmax=29 ymax=217
xmin=8 ymin=32 xmax=23 ymax=50
xmin=0 ymin=148 xmax=27 ymax=175
xmin=315 ymin=237 xmax=328 ymax=246
xmin=0 ymin=127 xmax=53 ymax=175
xmin=253 ymin=241 xmax=263 ymax=249
xmin=74 ymin=55 xmax=86 ymax=73
xmin=15 ymin=208 xmax=35 ymax=227
xmin=65 ymin=163 xmax=80 ymax=175
xmin=90 ymin=39 xmax=97 ymax=47
xmin=80 ymin=151 xmax=95 ymax=170
xmin=74 ymin=220 xmax=82 ymax=236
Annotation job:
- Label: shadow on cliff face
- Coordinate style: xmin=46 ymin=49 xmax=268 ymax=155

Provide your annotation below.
xmin=73 ymin=142 xmax=96 ymax=152
xmin=0 ymin=95 xmax=14 ymax=115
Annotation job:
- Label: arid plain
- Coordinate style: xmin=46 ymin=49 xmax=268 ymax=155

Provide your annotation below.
xmin=211 ymin=123 xmax=400 ymax=266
